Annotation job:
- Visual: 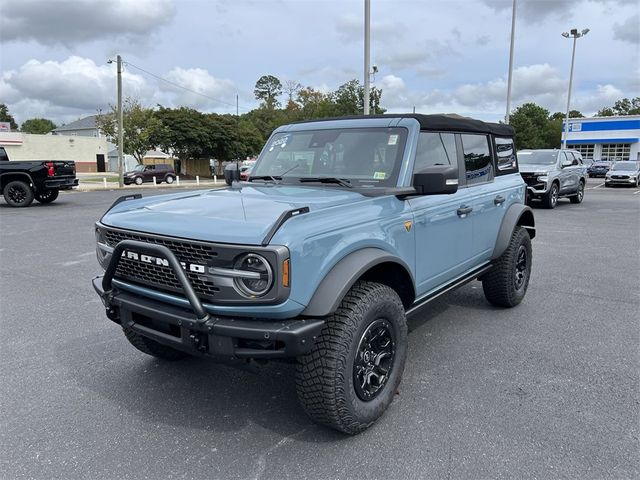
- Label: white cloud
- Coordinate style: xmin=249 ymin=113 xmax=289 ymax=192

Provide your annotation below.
xmin=335 ymin=14 xmax=405 ymax=44
xmin=0 ymin=0 xmax=176 ymax=46
xmin=613 ymin=14 xmax=640 ymax=44
xmin=159 ymin=67 xmax=238 ymax=110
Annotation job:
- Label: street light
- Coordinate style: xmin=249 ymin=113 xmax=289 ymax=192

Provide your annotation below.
xmin=561 ymin=28 xmax=589 ymax=149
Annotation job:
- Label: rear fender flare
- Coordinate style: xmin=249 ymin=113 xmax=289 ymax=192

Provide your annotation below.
xmin=491 ymin=203 xmax=535 ymax=260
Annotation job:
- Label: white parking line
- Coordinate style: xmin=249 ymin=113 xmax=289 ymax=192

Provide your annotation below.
xmin=587 ymin=183 xmax=605 ymax=189
xmin=634 ymin=190 xmax=640 ymax=195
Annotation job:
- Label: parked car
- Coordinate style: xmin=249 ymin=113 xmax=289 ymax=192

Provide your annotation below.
xmin=93 ymin=114 xmax=535 ymax=434
xmin=239 ymin=165 xmax=253 ymax=181
xmin=587 ymin=161 xmax=612 ymax=178
xmin=604 ymin=161 xmax=640 ymax=187
xmin=123 ymin=164 xmax=176 ymax=185
xmin=518 ymin=149 xmax=587 ymax=208
xmin=0 ymin=146 xmax=78 ymax=207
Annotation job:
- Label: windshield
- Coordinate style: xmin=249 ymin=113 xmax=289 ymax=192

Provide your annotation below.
xmin=517 ymin=151 xmax=558 ymax=165
xmin=132 ymin=165 xmax=145 ymax=172
xmin=251 ymin=127 xmax=408 ymax=187
xmin=611 ymin=162 xmax=637 ymax=171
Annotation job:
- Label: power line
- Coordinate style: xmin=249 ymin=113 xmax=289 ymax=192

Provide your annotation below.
xmin=123 ymin=61 xmax=251 ymax=113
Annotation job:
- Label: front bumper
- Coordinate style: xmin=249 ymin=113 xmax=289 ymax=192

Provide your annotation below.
xmin=605 ymin=177 xmax=636 ymax=185
xmin=93 ymin=239 xmax=324 ymax=359
xmin=44 ymin=177 xmax=79 ymax=189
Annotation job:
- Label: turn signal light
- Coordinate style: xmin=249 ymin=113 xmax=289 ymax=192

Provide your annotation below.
xmin=282 ymin=259 xmax=290 ymax=288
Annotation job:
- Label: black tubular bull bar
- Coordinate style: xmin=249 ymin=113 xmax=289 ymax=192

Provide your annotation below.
xmin=102 ymin=239 xmax=210 ymax=323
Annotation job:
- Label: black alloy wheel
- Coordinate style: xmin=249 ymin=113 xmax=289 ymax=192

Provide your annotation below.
xmin=35 ymin=189 xmax=59 ymax=204
xmin=3 ymin=180 xmax=34 ymax=207
xmin=514 ymin=245 xmax=528 ymax=291
xmin=353 ymin=319 xmax=396 ymax=402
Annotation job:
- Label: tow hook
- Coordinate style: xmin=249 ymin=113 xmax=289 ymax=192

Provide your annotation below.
xmin=189 ymin=331 xmax=209 ymax=353
xmin=105 ymin=306 xmax=120 ymax=323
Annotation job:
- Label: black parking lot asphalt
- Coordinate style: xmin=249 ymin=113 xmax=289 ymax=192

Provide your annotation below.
xmin=1 ymin=181 xmax=639 ymax=480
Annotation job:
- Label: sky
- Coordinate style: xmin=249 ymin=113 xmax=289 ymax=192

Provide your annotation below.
xmin=0 ymin=0 xmax=638 ymax=127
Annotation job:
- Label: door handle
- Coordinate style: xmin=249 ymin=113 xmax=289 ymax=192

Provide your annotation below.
xmin=456 ymin=206 xmax=473 ymax=217
xmin=494 ymin=195 xmax=505 ymax=206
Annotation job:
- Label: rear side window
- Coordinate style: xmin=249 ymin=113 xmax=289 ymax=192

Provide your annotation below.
xmin=413 ymin=132 xmax=457 ymax=172
xmin=0 ymin=147 xmax=7 ymax=161
xmin=461 ymin=134 xmax=493 ymax=185
xmin=494 ymin=137 xmax=518 ymax=175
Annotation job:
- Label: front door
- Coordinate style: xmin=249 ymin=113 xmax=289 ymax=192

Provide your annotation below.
xmin=96 ymin=154 xmax=106 ymax=172
xmin=408 ymin=131 xmax=475 ymax=296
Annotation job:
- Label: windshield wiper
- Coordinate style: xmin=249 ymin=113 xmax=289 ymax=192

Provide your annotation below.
xmin=248 ymin=175 xmax=281 ymax=183
xmin=299 ymin=177 xmax=353 ymax=188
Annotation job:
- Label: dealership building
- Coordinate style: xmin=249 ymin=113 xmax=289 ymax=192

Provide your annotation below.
xmin=565 ymin=115 xmax=640 ymax=162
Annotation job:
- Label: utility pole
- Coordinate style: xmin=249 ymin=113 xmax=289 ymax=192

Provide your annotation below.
xmin=117 ymin=54 xmax=124 ymax=188
xmin=363 ymin=0 xmax=371 ymax=115
xmin=561 ymin=28 xmax=589 ymax=149
xmin=505 ymin=0 xmax=517 ymax=124
xmin=236 ymin=94 xmax=239 ymax=116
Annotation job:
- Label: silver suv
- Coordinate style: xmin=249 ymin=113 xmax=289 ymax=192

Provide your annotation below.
xmin=518 ymin=149 xmax=587 ymax=208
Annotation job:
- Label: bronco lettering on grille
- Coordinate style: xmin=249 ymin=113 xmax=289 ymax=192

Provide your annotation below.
xmin=122 ymin=250 xmax=206 ymax=274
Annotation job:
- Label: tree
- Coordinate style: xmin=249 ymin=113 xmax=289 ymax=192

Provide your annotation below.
xmin=597 ymin=97 xmax=640 ymax=116
xmin=332 ymin=79 xmax=386 ymax=116
xmin=152 ymin=107 xmax=212 ymax=163
xmin=0 ymin=104 xmax=18 ymax=130
xmin=21 ymin=118 xmax=57 ymax=134
xmin=96 ymin=98 xmax=161 ymax=163
xmin=254 ymin=75 xmax=283 ymax=109
xmin=283 ymin=80 xmax=302 ymax=104
xmin=509 ymin=103 xmax=554 ymax=150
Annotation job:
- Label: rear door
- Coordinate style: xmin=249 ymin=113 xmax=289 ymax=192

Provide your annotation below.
xmin=407 ymin=131 xmax=475 ymax=295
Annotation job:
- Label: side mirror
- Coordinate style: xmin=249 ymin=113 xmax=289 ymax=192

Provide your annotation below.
xmin=561 ymin=160 xmax=572 ymax=168
xmin=412 ymin=165 xmax=459 ymax=195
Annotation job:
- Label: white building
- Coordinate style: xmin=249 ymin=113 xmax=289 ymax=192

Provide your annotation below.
xmin=565 ymin=115 xmax=640 ymax=162
xmin=0 ymin=131 xmax=108 ymax=172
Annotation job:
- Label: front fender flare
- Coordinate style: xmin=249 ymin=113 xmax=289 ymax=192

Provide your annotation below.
xmin=301 ymin=248 xmax=413 ymax=317
xmin=491 ymin=203 xmax=535 ymax=260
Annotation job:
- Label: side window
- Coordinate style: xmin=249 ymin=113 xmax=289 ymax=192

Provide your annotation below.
xmin=0 ymin=147 xmax=8 ymax=162
xmin=494 ymin=137 xmax=517 ymax=174
xmin=413 ymin=132 xmax=457 ymax=172
xmin=461 ymin=134 xmax=493 ymax=185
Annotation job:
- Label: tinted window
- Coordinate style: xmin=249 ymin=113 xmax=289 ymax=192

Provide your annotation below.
xmin=413 ymin=132 xmax=456 ymax=172
xmin=461 ymin=134 xmax=493 ymax=185
xmin=0 ymin=147 xmax=8 ymax=162
xmin=495 ymin=137 xmax=517 ymax=174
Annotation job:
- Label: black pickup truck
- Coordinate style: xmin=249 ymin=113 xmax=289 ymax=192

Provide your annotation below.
xmin=0 ymin=146 xmax=78 ymax=207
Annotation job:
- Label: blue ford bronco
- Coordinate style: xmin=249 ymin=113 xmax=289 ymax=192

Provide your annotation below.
xmin=93 ymin=114 xmax=535 ymax=434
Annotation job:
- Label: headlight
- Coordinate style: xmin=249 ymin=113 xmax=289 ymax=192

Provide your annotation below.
xmin=537 ymin=176 xmax=548 ymax=181
xmin=232 ymin=253 xmax=273 ymax=297
xmin=95 ymin=226 xmax=113 ymax=269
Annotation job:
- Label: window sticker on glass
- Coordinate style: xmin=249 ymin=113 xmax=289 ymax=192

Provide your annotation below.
xmin=269 ymin=135 xmax=290 ymax=152
xmin=388 ymin=134 xmax=398 ymax=146
xmin=373 ymin=171 xmax=386 ymax=180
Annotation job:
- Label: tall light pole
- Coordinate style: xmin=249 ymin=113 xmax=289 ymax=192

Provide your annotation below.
xmin=505 ymin=0 xmax=517 ymax=124
xmin=117 ymin=54 xmax=124 ymax=188
xmin=363 ymin=0 xmax=371 ymax=115
xmin=561 ymin=28 xmax=589 ymax=149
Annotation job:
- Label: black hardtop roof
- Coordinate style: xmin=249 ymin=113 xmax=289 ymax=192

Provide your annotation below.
xmin=293 ymin=113 xmax=514 ymax=136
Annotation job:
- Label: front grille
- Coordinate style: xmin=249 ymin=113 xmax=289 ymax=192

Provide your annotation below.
xmin=611 ymin=175 xmax=628 ymax=179
xmin=520 ymin=173 xmax=542 ymax=188
xmin=104 ymin=228 xmax=220 ymax=300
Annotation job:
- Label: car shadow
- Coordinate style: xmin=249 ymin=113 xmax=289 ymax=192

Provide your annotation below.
xmin=58 ymin=331 xmax=347 ymax=442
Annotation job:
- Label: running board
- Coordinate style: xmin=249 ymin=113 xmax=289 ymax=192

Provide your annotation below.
xmin=406 ymin=264 xmax=493 ymax=316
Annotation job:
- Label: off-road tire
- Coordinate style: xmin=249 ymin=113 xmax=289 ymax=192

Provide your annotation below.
xmin=35 ymin=189 xmax=59 ymax=204
xmin=122 ymin=325 xmax=189 ymax=360
xmin=543 ymin=182 xmax=559 ymax=209
xmin=295 ymin=281 xmax=408 ymax=435
xmin=3 ymin=180 xmax=34 ymax=207
xmin=482 ymin=226 xmax=532 ymax=308
xmin=569 ymin=181 xmax=584 ymax=204
xmin=134 ymin=176 xmax=144 ymax=185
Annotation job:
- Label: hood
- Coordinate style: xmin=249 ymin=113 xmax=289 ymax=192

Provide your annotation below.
xmin=519 ymin=164 xmax=554 ymax=173
xmin=101 ymin=184 xmax=367 ymax=245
